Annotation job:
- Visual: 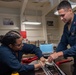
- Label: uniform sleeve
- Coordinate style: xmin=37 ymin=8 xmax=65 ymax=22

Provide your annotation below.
xmin=56 ymin=26 xmax=68 ymax=52
xmin=22 ymin=43 xmax=43 ymax=59
xmin=0 ymin=48 xmax=34 ymax=72
xmin=62 ymin=45 xmax=76 ymax=58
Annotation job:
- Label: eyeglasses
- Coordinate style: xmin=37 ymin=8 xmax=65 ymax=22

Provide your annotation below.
xmin=14 ymin=43 xmax=23 ymax=47
xmin=14 ymin=40 xmax=24 ymax=47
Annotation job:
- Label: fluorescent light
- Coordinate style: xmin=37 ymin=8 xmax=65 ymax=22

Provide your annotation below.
xmin=54 ymin=11 xmax=59 ymax=15
xmin=68 ymin=0 xmax=76 ymax=5
xmin=54 ymin=4 xmax=76 ymax=15
xmin=22 ymin=22 xmax=41 ymax=25
xmin=71 ymin=5 xmax=76 ymax=9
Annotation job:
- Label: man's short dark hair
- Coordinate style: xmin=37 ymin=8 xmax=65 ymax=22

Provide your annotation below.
xmin=57 ymin=1 xmax=72 ymax=10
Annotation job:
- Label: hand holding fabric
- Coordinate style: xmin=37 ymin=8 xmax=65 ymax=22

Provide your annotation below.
xmin=48 ymin=52 xmax=58 ymax=62
xmin=48 ymin=52 xmax=63 ymax=62
xmin=40 ymin=56 xmax=46 ymax=63
xmin=34 ymin=57 xmax=46 ymax=69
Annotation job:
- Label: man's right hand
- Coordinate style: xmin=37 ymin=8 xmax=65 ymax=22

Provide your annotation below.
xmin=48 ymin=52 xmax=63 ymax=62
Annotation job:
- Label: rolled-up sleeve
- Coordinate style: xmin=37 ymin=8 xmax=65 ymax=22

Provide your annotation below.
xmin=62 ymin=45 xmax=76 ymax=58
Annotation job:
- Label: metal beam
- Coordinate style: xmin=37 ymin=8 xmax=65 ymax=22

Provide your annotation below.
xmin=20 ymin=0 xmax=28 ymax=16
xmin=20 ymin=0 xmax=28 ymax=31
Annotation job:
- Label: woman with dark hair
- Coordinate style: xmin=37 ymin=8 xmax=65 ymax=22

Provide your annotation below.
xmin=0 ymin=30 xmax=46 ymax=75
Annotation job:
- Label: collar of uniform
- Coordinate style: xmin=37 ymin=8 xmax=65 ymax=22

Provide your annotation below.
xmin=72 ymin=14 xmax=76 ymax=26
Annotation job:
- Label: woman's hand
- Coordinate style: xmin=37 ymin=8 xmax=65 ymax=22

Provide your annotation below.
xmin=40 ymin=57 xmax=46 ymax=63
xmin=34 ymin=63 xmax=41 ymax=69
xmin=34 ymin=57 xmax=46 ymax=69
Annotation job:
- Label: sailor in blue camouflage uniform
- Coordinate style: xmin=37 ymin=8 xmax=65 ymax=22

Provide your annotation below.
xmin=0 ymin=30 xmax=46 ymax=75
xmin=48 ymin=1 xmax=76 ymax=75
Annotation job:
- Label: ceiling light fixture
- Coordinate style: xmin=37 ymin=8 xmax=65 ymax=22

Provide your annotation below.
xmin=22 ymin=5 xmax=41 ymax=25
xmin=22 ymin=21 xmax=41 ymax=25
xmin=68 ymin=0 xmax=76 ymax=5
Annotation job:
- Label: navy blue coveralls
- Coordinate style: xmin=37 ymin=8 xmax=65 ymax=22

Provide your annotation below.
xmin=56 ymin=14 xmax=76 ymax=74
xmin=0 ymin=43 xmax=43 ymax=75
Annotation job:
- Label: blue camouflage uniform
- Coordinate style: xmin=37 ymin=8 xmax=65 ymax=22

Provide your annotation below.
xmin=0 ymin=43 xmax=43 ymax=75
xmin=56 ymin=14 xmax=76 ymax=74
